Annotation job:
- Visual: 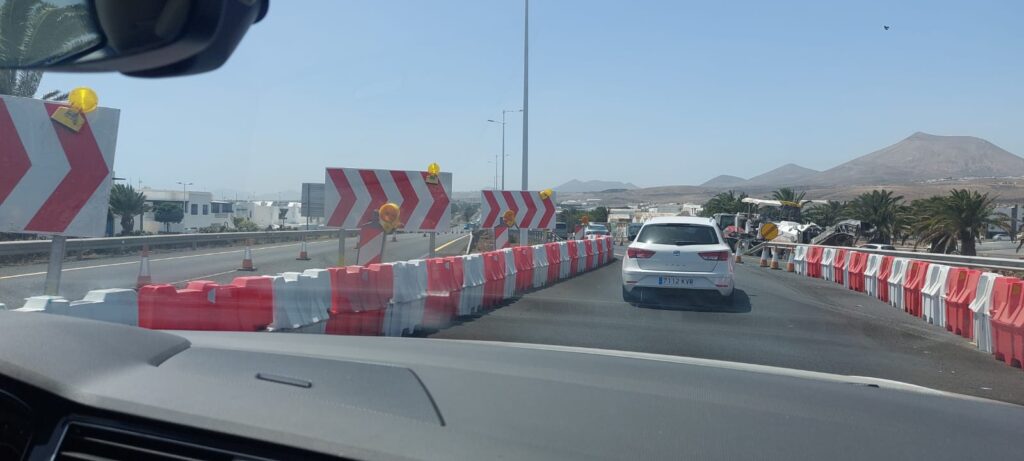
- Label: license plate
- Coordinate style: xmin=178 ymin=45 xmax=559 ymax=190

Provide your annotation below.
xmin=658 ymin=276 xmax=694 ymax=286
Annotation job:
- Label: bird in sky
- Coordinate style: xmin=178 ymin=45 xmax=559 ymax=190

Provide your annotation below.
xmin=883 ymin=25 xmax=890 ymax=30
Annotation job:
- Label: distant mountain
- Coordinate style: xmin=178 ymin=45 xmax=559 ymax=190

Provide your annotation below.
xmin=700 ymin=174 xmax=746 ymax=188
xmin=808 ymin=132 xmax=1024 ymax=185
xmin=555 ymin=179 xmax=638 ymax=193
xmin=744 ymin=163 xmax=819 ymax=187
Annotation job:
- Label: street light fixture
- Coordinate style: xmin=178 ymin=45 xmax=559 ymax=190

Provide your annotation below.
xmin=176 ymin=181 xmax=193 ymax=216
xmin=486 ymin=108 xmax=522 ymax=190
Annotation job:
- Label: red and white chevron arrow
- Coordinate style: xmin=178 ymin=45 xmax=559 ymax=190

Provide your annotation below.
xmin=480 ymin=190 xmax=556 ymax=229
xmin=494 ymin=224 xmax=509 ymax=249
xmin=325 ymin=168 xmax=452 ymax=232
xmin=0 ymin=96 xmax=119 ymax=237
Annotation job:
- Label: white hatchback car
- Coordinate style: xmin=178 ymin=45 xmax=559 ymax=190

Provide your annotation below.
xmin=621 ymin=216 xmax=735 ymax=303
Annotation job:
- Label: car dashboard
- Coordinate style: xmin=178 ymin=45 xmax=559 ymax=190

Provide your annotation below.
xmin=0 ymin=311 xmax=1022 ymax=461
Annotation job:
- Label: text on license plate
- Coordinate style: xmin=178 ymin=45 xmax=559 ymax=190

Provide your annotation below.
xmin=658 ymin=276 xmax=694 ymax=286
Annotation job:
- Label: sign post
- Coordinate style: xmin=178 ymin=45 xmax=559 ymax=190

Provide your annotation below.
xmin=43 ymin=236 xmax=67 ymax=295
xmin=338 ymin=230 xmax=346 ymax=266
xmin=0 ymin=95 xmax=120 ymax=296
xmin=429 ymin=232 xmax=436 ymax=258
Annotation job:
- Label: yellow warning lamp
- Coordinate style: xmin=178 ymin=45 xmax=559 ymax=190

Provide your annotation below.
xmin=539 ymin=188 xmax=553 ymax=201
xmin=51 ymin=87 xmax=98 ymax=132
xmin=379 ymin=202 xmax=401 ymax=233
xmin=68 ymin=87 xmax=98 ymax=113
xmin=426 ymin=162 xmax=441 ymax=184
xmin=503 ymin=210 xmax=516 ymax=227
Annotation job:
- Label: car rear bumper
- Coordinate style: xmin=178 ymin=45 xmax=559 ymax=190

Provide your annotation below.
xmin=621 ymin=267 xmax=734 ymax=296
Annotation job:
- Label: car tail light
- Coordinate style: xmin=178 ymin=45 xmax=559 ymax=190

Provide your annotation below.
xmin=699 ymin=250 xmax=730 ymax=261
xmin=627 ymin=247 xmax=655 ymax=259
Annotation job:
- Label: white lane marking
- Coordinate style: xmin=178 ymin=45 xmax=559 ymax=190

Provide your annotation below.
xmin=0 ymin=240 xmax=336 ymax=280
xmin=419 ymin=233 xmax=471 ymax=259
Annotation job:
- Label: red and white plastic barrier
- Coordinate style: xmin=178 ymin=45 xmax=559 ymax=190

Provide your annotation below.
xmin=921 ymin=264 xmax=951 ymax=326
xmin=991 ymin=279 xmax=1024 ymax=367
xmin=15 ymin=237 xmax=617 ymax=339
xmin=793 ymin=246 xmax=807 ymax=275
xmin=821 ymin=248 xmax=836 ymax=282
xmin=778 ymin=243 xmax=1024 ymax=373
xmin=863 ymin=254 xmax=883 ymax=298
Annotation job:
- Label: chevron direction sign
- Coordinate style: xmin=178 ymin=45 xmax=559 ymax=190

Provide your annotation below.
xmin=0 ymin=96 xmax=120 ymax=237
xmin=325 ymin=168 xmax=452 ymax=232
xmin=480 ymin=190 xmax=556 ymax=229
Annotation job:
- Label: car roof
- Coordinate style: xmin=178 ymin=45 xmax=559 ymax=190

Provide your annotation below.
xmin=644 ymin=216 xmax=716 ymax=225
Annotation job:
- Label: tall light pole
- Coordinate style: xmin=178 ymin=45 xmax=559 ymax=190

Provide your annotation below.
xmin=520 ymin=0 xmax=530 ymax=244
xmin=176 ymin=181 xmax=193 ymax=217
xmin=488 ymin=157 xmax=498 ymax=189
xmin=487 ymin=109 xmax=522 ymax=190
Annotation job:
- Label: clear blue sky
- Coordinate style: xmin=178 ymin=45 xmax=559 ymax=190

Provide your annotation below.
xmin=40 ymin=0 xmax=1024 ymax=196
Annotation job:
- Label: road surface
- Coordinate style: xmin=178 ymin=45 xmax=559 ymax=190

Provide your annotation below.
xmin=0 ymin=231 xmax=470 ymax=308
xmin=431 ymin=246 xmax=1024 ymax=405
xmin=975 ymin=240 xmax=1024 ymax=258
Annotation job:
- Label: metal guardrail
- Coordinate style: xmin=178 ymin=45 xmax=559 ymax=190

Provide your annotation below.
xmin=0 ymin=229 xmax=341 ymax=257
xmin=767 ymin=241 xmax=1024 ymax=272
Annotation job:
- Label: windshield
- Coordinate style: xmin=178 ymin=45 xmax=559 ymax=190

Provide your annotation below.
xmin=2 ymin=0 xmax=1024 ymax=410
xmin=637 ymin=224 xmax=719 ymax=245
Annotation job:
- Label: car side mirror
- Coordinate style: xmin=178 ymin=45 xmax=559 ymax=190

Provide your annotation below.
xmin=0 ymin=0 xmax=267 ymax=77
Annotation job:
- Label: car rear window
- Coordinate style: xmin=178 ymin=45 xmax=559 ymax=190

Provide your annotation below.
xmin=637 ymin=224 xmax=719 ymax=245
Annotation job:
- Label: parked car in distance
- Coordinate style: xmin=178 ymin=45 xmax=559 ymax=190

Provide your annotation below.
xmin=622 ymin=216 xmax=734 ymax=303
xmin=859 ymin=243 xmax=897 ymax=250
xmin=583 ymin=224 xmax=611 ymax=238
xmin=554 ymin=222 xmax=568 ymax=239
xmin=627 ymin=222 xmax=643 ymax=241
xmin=991 ymin=233 xmax=1011 ymax=241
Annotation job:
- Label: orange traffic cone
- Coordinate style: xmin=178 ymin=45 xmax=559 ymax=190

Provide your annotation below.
xmin=770 ymin=247 xmax=781 ymax=269
xmin=296 ymin=240 xmax=311 ymax=260
xmin=239 ymin=241 xmax=257 ymax=271
xmin=786 ymin=250 xmax=795 ymax=272
xmin=734 ymin=241 xmax=743 ymax=264
xmin=759 ymin=246 xmax=770 ymax=267
xmin=136 ymin=245 xmax=152 ymax=289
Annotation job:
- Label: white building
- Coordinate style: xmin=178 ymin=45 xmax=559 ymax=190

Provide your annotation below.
xmin=233 ymin=201 xmax=308 ymax=229
xmin=139 ymin=188 xmax=235 ymax=233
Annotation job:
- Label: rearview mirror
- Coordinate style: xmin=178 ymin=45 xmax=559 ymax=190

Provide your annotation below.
xmin=0 ymin=0 xmax=268 ymax=77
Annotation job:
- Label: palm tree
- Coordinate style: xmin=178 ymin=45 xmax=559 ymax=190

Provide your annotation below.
xmin=913 ymin=189 xmax=1008 ymax=256
xmin=702 ymin=190 xmax=748 ymax=216
xmin=108 ymin=184 xmax=147 ymax=235
xmin=804 ymin=200 xmax=847 ymax=227
xmin=770 ymin=187 xmax=807 ymax=205
xmin=847 ymin=189 xmax=907 ymax=244
xmin=908 ymin=197 xmax=955 ymax=253
xmin=0 ymin=0 xmax=95 ymax=98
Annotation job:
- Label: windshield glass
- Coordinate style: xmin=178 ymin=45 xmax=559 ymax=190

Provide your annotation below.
xmin=2 ymin=0 xmax=1024 ymax=409
xmin=637 ymin=224 xmax=719 ymax=245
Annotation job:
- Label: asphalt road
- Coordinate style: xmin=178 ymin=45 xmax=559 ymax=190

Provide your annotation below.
xmin=975 ymin=240 xmax=1024 ymax=258
xmin=0 ymin=231 xmax=470 ymax=308
xmin=431 ymin=246 xmax=1024 ymax=405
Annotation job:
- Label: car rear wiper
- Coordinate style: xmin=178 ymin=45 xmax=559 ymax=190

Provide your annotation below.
xmin=674 ymin=240 xmax=700 ymax=246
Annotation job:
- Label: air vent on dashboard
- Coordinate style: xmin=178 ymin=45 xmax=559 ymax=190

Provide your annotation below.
xmin=55 ymin=422 xmax=271 ymax=461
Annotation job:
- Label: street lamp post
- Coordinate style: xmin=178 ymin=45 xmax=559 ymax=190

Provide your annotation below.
xmin=487 ymin=108 xmax=521 ymax=190
xmin=520 ymin=0 xmax=530 ymax=245
xmin=488 ymin=156 xmax=498 ymax=189
xmin=176 ymin=181 xmax=193 ymax=231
